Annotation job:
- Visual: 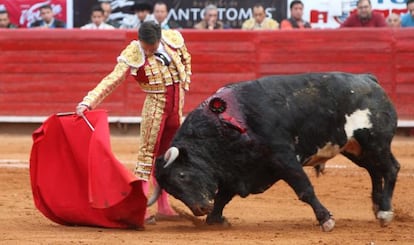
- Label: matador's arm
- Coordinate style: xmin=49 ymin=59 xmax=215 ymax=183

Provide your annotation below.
xmin=79 ymin=42 xmax=144 ymax=109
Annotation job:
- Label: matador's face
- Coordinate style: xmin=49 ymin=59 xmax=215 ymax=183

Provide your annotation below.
xmin=140 ymin=40 xmax=160 ymax=57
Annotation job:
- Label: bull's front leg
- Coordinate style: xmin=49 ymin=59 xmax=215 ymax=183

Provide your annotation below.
xmin=206 ymin=189 xmax=234 ymax=226
xmin=280 ymin=157 xmax=335 ymax=232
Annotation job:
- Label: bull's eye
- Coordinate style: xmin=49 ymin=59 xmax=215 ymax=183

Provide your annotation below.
xmin=179 ymin=172 xmax=186 ymax=180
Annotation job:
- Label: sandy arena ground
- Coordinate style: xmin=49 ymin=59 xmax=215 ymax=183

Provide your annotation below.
xmin=0 ymin=123 xmax=413 ymax=245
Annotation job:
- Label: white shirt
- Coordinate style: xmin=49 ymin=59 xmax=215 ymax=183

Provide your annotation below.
xmin=80 ymin=22 xmax=115 ymax=30
xmin=156 ymin=43 xmax=172 ymax=63
xmin=119 ymin=14 xmax=155 ymax=29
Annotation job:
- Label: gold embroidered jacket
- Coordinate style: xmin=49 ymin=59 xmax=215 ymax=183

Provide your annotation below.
xmin=80 ymin=30 xmax=191 ymax=109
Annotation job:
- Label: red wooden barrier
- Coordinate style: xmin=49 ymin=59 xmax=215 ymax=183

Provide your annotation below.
xmin=1 ymin=29 xmax=414 ymax=121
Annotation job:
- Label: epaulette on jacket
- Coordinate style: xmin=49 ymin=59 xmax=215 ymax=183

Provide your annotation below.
xmin=161 ymin=30 xmax=184 ymax=49
xmin=117 ymin=41 xmax=145 ymax=68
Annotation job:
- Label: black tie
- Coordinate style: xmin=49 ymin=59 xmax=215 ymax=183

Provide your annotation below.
xmin=154 ymin=52 xmax=170 ymax=66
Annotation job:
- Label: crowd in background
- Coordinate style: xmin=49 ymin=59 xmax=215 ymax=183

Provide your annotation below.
xmin=1 ymin=0 xmax=414 ymax=29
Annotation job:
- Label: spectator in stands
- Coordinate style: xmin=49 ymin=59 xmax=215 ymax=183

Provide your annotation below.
xmin=280 ymin=0 xmax=311 ymax=29
xmin=386 ymin=13 xmax=401 ymax=28
xmin=340 ymin=0 xmax=387 ymax=28
xmin=0 ymin=9 xmax=17 ymax=28
xmin=76 ymin=21 xmax=191 ymax=224
xmin=153 ymin=1 xmax=181 ymax=29
xmin=100 ymin=0 xmax=120 ymax=28
xmin=401 ymin=0 xmax=414 ymax=27
xmin=119 ymin=0 xmax=155 ymax=29
xmin=241 ymin=3 xmax=279 ymax=30
xmin=29 ymin=4 xmax=66 ymax=28
xmin=194 ymin=4 xmax=224 ymax=30
xmin=80 ymin=5 xmax=115 ymax=29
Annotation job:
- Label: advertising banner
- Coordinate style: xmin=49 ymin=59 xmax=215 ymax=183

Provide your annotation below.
xmin=0 ymin=0 xmax=73 ymax=28
xmin=163 ymin=0 xmax=287 ymax=29
xmin=73 ymin=0 xmax=288 ymax=29
xmin=1 ymin=0 xmax=408 ymax=29
xmin=289 ymin=0 xmax=408 ymax=28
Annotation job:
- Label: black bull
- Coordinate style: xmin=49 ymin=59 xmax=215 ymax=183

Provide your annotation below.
xmin=153 ymin=72 xmax=400 ymax=232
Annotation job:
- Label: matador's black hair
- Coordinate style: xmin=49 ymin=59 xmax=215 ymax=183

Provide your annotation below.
xmin=138 ymin=21 xmax=161 ymax=44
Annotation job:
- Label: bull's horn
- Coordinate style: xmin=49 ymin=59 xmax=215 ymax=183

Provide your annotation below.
xmin=164 ymin=147 xmax=179 ymax=168
xmin=147 ymin=185 xmax=162 ymax=207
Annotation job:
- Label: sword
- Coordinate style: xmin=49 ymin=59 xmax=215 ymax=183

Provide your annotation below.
xmin=56 ymin=112 xmax=75 ymax=116
xmin=56 ymin=112 xmax=95 ymax=132
xmin=81 ymin=114 xmax=95 ymax=132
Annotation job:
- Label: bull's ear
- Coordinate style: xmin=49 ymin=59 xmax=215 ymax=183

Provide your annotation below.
xmin=175 ymin=147 xmax=187 ymax=159
xmin=176 ymin=147 xmax=190 ymax=162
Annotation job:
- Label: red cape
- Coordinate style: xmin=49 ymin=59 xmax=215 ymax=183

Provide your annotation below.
xmin=29 ymin=110 xmax=146 ymax=228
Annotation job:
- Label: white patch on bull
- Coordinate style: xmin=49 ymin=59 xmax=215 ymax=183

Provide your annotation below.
xmin=344 ymin=109 xmax=372 ymax=139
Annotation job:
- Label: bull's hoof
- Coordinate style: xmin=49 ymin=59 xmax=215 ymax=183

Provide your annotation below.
xmin=206 ymin=218 xmax=231 ymax=228
xmin=321 ymin=218 xmax=335 ymax=232
xmin=376 ymin=210 xmax=394 ymax=227
xmin=206 ymin=216 xmax=231 ymax=227
xmin=372 ymin=204 xmax=380 ymax=216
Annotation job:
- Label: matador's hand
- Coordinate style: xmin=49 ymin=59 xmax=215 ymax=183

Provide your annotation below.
xmin=76 ymin=104 xmax=90 ymax=116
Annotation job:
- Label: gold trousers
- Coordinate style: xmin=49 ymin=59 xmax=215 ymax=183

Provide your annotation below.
xmin=135 ymin=83 xmax=184 ymax=181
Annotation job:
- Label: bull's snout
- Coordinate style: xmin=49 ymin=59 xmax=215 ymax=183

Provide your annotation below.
xmin=190 ymin=203 xmax=214 ymax=216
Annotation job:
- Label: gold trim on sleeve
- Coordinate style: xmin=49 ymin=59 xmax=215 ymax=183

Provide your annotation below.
xmin=80 ymin=62 xmax=130 ymax=109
